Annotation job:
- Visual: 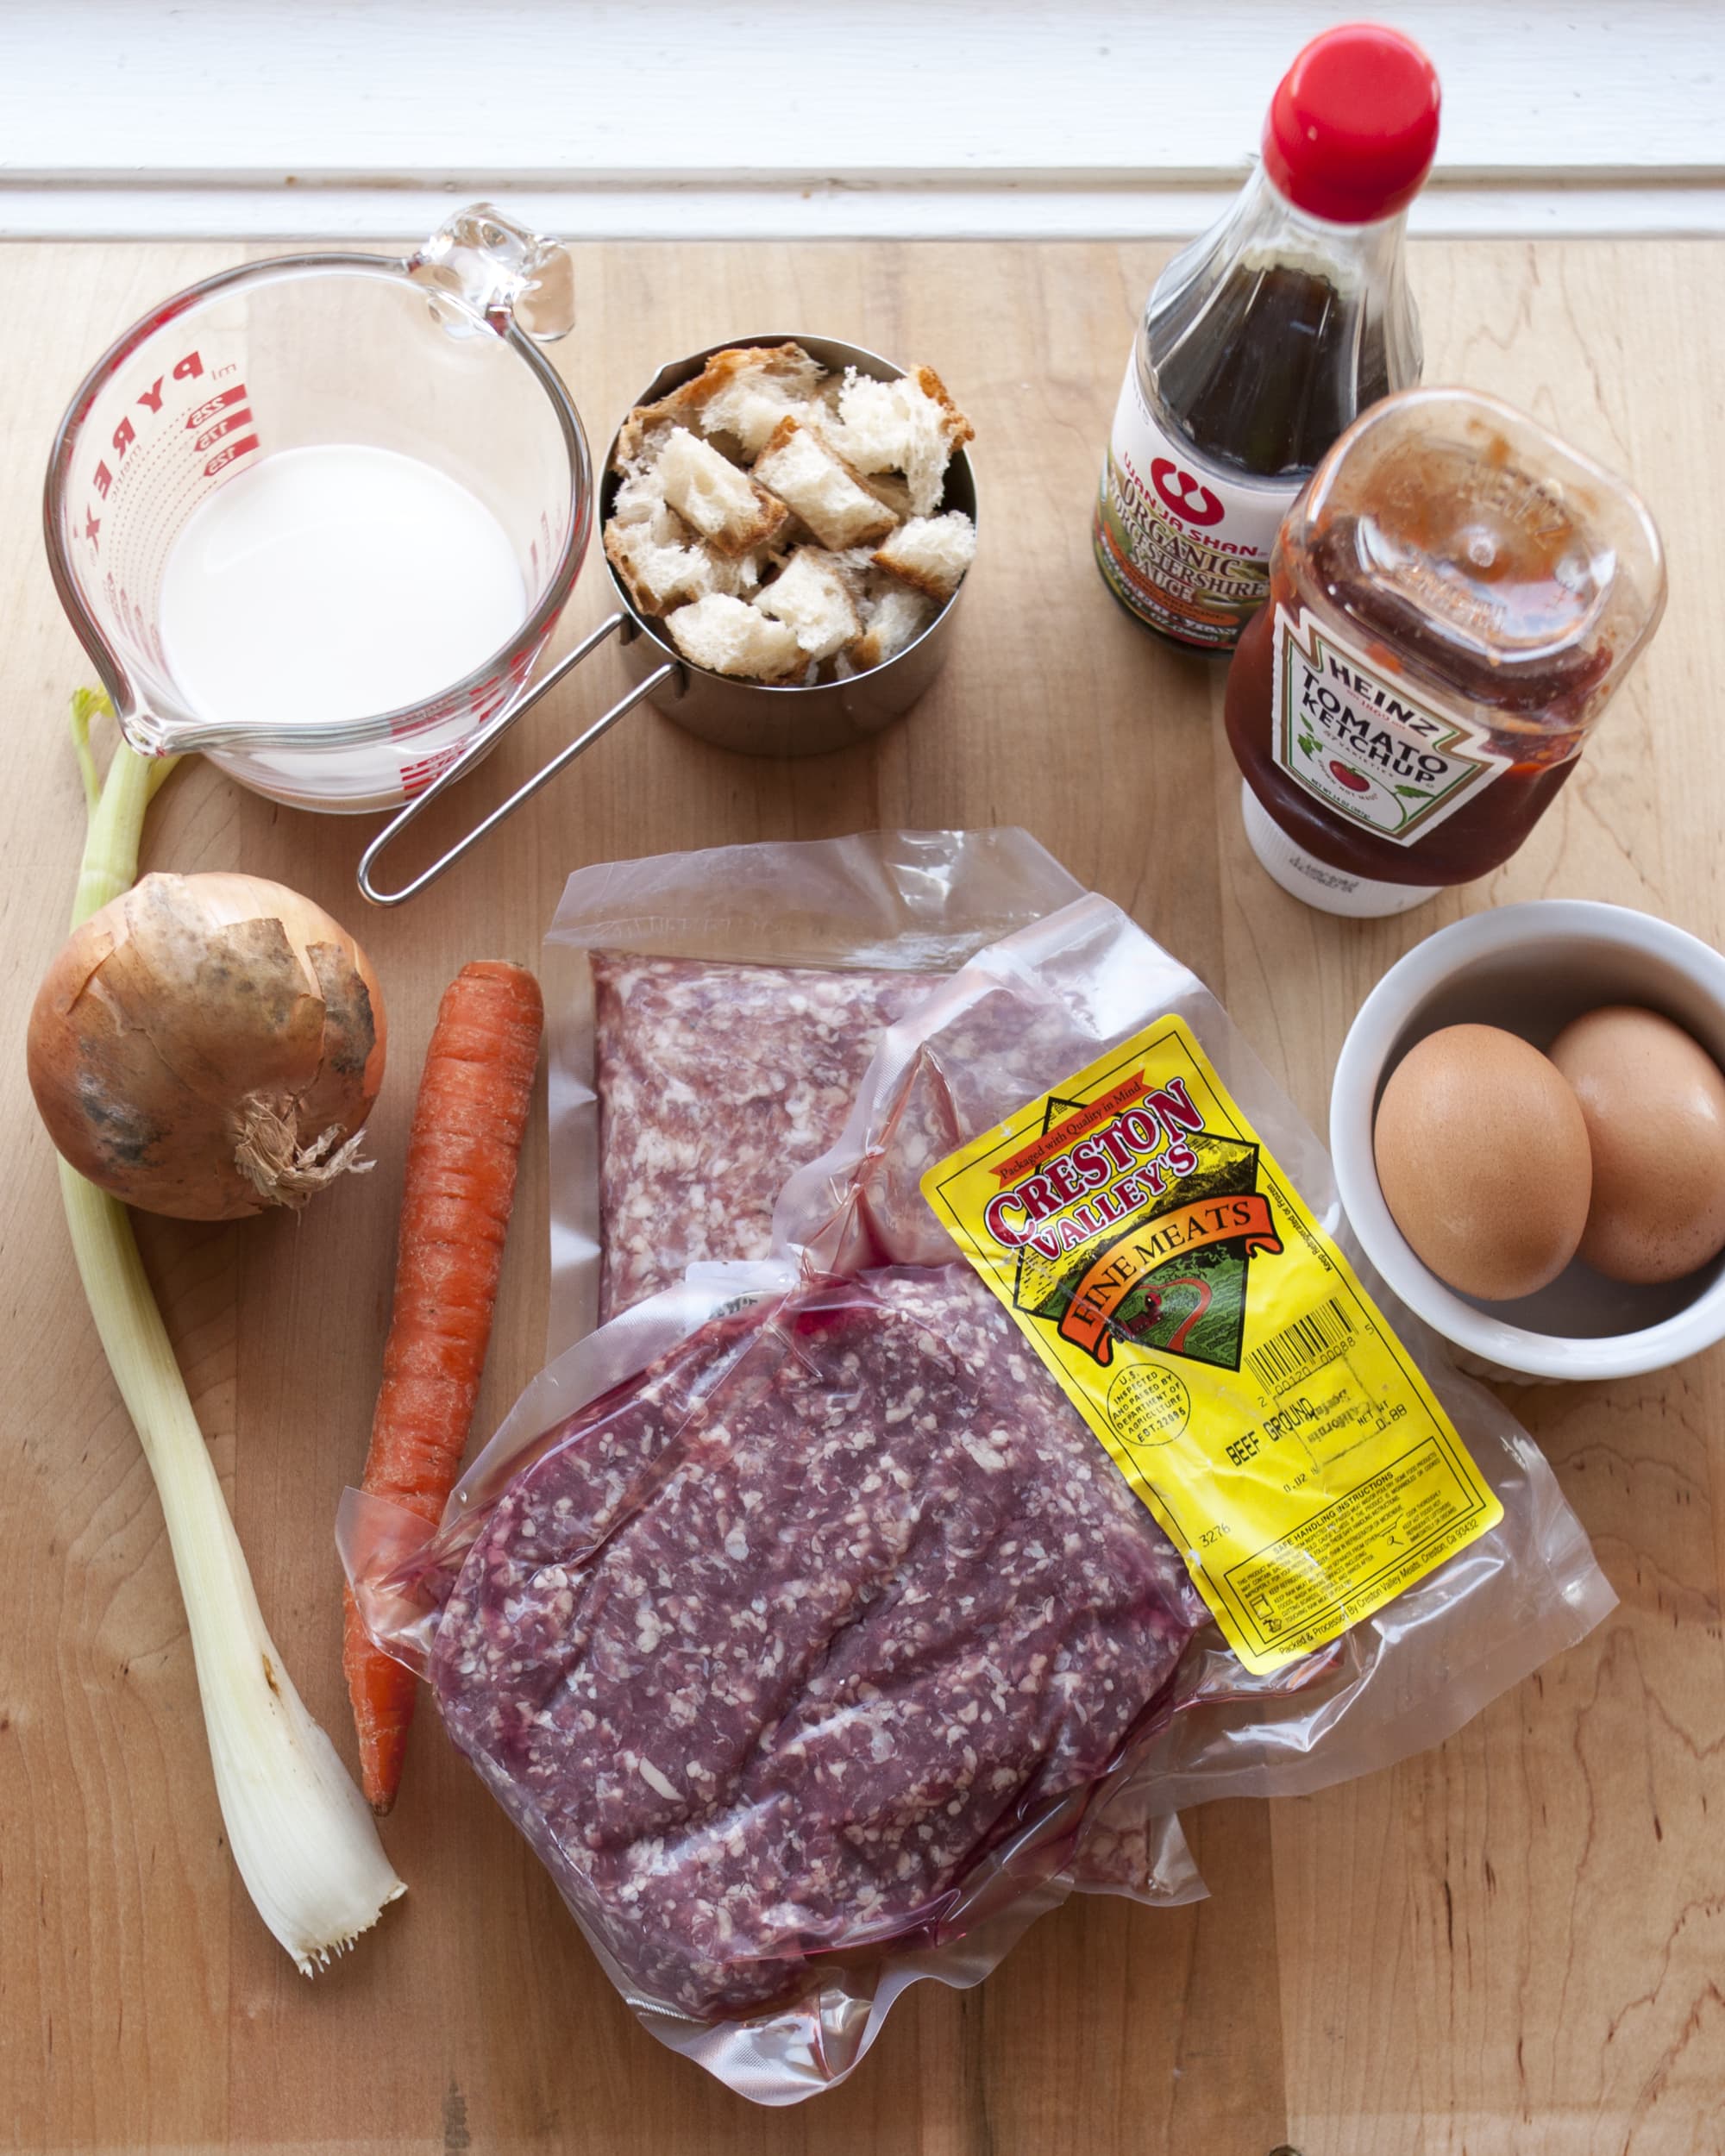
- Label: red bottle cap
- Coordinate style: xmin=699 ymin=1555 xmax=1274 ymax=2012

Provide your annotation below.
xmin=1262 ymin=22 xmax=1441 ymax=225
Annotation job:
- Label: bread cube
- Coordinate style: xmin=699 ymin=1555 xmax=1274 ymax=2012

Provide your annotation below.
xmin=831 ymin=365 xmax=975 ymax=517
xmin=848 ymin=582 xmax=936 ymax=672
xmin=825 ymin=547 xmax=879 ymax=588
xmin=604 ymin=517 xmax=763 ymax=617
xmin=612 ymin=408 xmax=676 ymax=473
xmin=693 ymin=343 xmax=828 ymax=456
xmin=624 ymin=343 xmax=827 ymax=461
xmin=656 ymin=428 xmax=790 ymax=556
xmin=755 ymin=548 xmax=863 ymax=661
xmin=751 ymin=417 xmax=899 ymax=550
xmin=608 ymin=467 xmax=682 ymax=545
xmin=856 ymin=469 xmax=914 ymax=523
xmin=871 ymin=511 xmax=976 ymax=601
xmin=663 ymin=593 xmax=803 ymax=681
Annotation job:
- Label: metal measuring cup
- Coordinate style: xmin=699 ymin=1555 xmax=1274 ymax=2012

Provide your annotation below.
xmin=359 ymin=333 xmax=975 ymax=904
xmin=361 ymin=333 xmax=975 ymax=904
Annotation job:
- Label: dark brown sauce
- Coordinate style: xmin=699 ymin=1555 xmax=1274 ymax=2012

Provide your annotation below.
xmin=1151 ymin=262 xmax=1390 ymax=479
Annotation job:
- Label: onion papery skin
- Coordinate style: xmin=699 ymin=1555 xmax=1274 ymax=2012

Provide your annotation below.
xmin=28 ymin=871 xmax=387 ymax=1221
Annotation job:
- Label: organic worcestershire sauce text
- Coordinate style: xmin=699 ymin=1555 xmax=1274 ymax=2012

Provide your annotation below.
xmin=1094 ymin=22 xmax=1440 ymax=651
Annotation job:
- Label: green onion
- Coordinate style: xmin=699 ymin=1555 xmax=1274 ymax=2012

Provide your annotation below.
xmin=57 ymin=695 xmax=404 ymax=1971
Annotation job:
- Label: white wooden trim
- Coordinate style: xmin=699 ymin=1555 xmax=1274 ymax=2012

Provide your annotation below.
xmin=3 ymin=0 xmax=1721 ymax=239
xmin=7 ymin=181 xmax=1724 ymax=243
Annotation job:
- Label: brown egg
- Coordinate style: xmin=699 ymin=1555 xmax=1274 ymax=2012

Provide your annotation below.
xmin=1547 ymin=1005 xmax=1725 ymax=1284
xmin=1373 ymin=1023 xmax=1592 ymax=1301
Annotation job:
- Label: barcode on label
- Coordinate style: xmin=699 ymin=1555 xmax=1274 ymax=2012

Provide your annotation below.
xmin=1248 ymin=1298 xmax=1355 ymax=1392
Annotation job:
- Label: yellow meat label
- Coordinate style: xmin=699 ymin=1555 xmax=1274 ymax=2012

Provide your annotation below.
xmin=920 ymin=1014 xmax=1502 ymax=1673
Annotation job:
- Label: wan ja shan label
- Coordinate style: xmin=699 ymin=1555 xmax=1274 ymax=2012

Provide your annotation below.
xmin=921 ymin=1015 xmax=1502 ymax=1673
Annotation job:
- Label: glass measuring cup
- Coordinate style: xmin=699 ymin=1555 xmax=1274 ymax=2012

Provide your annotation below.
xmin=44 ymin=206 xmax=594 ymax=814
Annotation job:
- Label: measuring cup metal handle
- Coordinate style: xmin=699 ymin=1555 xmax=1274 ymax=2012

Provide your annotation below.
xmin=355 ymin=611 xmax=677 ymax=907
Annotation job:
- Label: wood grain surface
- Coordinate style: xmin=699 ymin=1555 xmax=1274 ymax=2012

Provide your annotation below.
xmin=3 ymin=239 xmax=1722 ymax=2156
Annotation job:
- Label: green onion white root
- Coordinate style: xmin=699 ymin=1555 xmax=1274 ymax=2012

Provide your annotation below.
xmin=55 ymin=693 xmax=404 ymax=1971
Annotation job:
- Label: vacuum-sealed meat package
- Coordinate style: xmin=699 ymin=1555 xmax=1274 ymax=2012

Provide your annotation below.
xmin=436 ymin=1265 xmax=1196 ymax=2018
xmin=542 ymin=830 xmax=1083 ymax=1350
xmin=774 ymin=893 xmax=1617 ymax=1808
xmin=342 ymin=870 xmax=1610 ymax=2106
xmin=589 ymin=952 xmax=941 ymax=1319
xmin=345 ymin=1262 xmax=1202 ymax=2103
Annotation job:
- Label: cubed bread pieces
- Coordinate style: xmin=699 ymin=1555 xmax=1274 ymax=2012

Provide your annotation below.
xmin=856 ymin=468 xmax=915 ymax=523
xmin=604 ymin=518 xmax=686 ymax=614
xmin=693 ymin=344 xmax=829 ymax=456
xmin=848 ymin=582 xmax=936 ymax=671
xmin=615 ymin=345 xmax=827 ymax=463
xmin=605 ymin=346 xmax=976 ymax=680
xmin=831 ymin=365 xmax=976 ymax=517
xmin=656 ymin=428 xmax=791 ymax=556
xmin=604 ymin=517 xmax=765 ymax=617
xmin=911 ymin=366 xmax=973 ymax=427
xmin=700 ymin=389 xmax=804 ymax=461
xmin=609 ymin=467 xmax=682 ymax=544
xmin=754 ymin=548 xmax=862 ymax=660
xmin=663 ymin=593 xmax=803 ymax=681
xmin=824 ymin=547 xmax=878 ymax=590
xmin=612 ymin=407 xmax=678 ymax=473
xmin=614 ymin=383 xmax=723 ymax=465
xmin=751 ymin=416 xmax=900 ymax=550
xmin=706 ymin=342 xmax=826 ymax=398
xmin=872 ymin=511 xmax=977 ymax=601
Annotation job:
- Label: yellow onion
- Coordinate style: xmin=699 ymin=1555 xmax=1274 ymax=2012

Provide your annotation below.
xmin=29 ymin=870 xmax=386 ymax=1220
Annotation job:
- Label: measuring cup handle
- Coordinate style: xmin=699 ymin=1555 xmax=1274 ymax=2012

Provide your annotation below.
xmin=355 ymin=611 xmax=678 ymax=906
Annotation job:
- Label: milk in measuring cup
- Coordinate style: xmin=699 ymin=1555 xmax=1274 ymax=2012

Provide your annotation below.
xmin=160 ymin=444 xmax=526 ymax=734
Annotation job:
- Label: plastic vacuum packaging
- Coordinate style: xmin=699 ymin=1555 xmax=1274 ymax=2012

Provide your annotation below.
xmin=540 ymin=830 xmax=1083 ymax=1352
xmin=774 ymin=893 xmax=1616 ymax=1807
xmin=342 ymin=877 xmax=1611 ymax=2103
xmin=342 ymin=1262 xmax=1204 ymax=2105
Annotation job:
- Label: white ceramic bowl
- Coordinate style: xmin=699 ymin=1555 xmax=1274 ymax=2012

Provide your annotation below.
xmin=1330 ymin=900 xmax=1725 ymax=1382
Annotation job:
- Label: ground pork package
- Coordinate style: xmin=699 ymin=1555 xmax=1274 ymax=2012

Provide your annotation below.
xmin=539 ymin=830 xmax=1083 ymax=1352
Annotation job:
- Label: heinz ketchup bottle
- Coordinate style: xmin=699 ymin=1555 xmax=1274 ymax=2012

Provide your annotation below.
xmin=1094 ymin=22 xmax=1440 ymax=652
xmin=1225 ymin=388 xmax=1667 ymax=916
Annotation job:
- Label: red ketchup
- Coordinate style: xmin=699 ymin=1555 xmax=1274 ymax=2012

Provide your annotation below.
xmin=1223 ymin=388 xmax=1667 ymax=915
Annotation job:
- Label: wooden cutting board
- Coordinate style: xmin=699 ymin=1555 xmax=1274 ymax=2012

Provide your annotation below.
xmin=4 ymin=238 xmax=1722 ymax=2156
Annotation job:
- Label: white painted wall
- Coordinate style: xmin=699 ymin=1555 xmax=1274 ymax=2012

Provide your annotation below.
xmin=3 ymin=0 xmax=1722 ymax=237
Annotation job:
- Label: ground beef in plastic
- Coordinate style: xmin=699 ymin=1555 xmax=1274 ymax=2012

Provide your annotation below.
xmin=432 ymin=1264 xmax=1195 ymax=2021
xmin=591 ymin=953 xmax=942 ymax=1319
xmin=806 ymin=977 xmax=1101 ymax=1273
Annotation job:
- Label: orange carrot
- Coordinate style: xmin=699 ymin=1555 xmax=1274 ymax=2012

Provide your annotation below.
xmin=342 ymin=960 xmax=543 ymax=1814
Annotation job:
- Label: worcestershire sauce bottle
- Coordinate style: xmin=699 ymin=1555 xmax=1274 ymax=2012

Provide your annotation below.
xmin=1094 ymin=23 xmax=1440 ymax=652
